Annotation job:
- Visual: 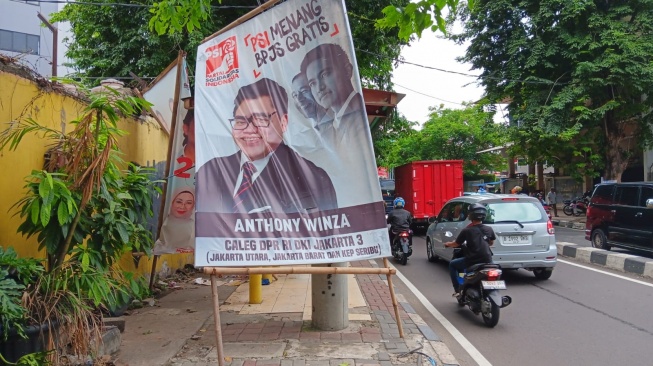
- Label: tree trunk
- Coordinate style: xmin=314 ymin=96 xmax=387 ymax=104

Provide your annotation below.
xmin=602 ymin=113 xmax=634 ymax=182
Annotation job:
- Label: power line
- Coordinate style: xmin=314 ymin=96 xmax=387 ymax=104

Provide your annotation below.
xmin=392 ymin=82 xmax=466 ymax=106
xmin=357 ymin=48 xmax=570 ymax=86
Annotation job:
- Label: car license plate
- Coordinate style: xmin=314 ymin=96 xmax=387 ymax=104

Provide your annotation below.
xmin=502 ymin=235 xmax=530 ymax=244
xmin=482 ymin=280 xmax=506 ymax=290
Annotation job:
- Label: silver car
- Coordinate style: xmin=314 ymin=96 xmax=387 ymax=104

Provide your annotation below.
xmin=425 ymin=194 xmax=557 ymax=279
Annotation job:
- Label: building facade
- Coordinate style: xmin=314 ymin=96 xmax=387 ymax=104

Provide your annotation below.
xmin=0 ymin=0 xmax=72 ymax=77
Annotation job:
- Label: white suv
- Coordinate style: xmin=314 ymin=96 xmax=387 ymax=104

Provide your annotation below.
xmin=425 ymin=194 xmax=557 ymax=279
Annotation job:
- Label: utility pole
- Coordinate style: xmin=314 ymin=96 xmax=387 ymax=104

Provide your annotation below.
xmin=311 ymin=262 xmax=348 ymax=331
xmin=37 ymin=12 xmax=57 ymax=78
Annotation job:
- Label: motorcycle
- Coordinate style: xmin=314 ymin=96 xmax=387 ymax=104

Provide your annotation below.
xmin=455 ymin=258 xmax=512 ymax=327
xmin=445 ymin=230 xmax=511 ymax=328
xmin=563 ymin=197 xmax=588 ymax=216
xmin=391 ymin=229 xmax=413 ymax=265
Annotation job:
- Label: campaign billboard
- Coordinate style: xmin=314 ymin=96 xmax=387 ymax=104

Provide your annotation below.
xmin=151 ymin=58 xmax=196 ymax=255
xmin=194 ymin=0 xmax=390 ymax=266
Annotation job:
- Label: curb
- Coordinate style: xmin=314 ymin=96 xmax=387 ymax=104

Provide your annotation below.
xmin=551 ymin=219 xmax=585 ymax=230
xmin=368 ymin=261 xmax=460 ymax=366
xmin=400 ymin=307 xmax=459 ymax=366
xmin=557 ymin=242 xmax=653 ymax=279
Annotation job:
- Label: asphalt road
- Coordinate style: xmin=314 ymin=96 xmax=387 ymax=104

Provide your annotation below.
xmin=391 ymin=231 xmax=653 ymax=366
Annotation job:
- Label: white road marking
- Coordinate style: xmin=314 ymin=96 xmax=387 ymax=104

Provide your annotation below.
xmin=388 ymin=262 xmax=492 ymax=366
xmin=558 ymin=259 xmax=653 ymax=287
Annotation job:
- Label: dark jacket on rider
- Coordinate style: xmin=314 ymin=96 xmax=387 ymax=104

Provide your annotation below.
xmin=454 ymin=223 xmax=495 ymax=267
xmin=387 ymin=208 xmax=413 ymax=232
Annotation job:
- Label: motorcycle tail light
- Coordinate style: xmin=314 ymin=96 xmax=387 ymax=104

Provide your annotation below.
xmin=547 ymin=219 xmax=555 ymax=235
xmin=399 ymin=232 xmax=410 ymax=237
xmin=483 ymin=269 xmax=502 ymax=281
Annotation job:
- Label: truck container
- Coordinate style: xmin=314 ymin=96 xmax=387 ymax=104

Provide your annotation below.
xmin=393 ymin=160 xmax=464 ymax=230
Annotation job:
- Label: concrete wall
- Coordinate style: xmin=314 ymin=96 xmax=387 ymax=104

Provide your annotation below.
xmin=0 ymin=65 xmax=193 ymax=277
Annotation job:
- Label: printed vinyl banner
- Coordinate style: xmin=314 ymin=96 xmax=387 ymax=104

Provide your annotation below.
xmin=194 ymin=0 xmax=390 ymax=266
xmin=153 ymin=58 xmax=196 ymax=255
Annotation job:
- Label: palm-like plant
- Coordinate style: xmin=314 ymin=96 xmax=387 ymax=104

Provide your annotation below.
xmin=0 ymin=82 xmax=160 ymax=364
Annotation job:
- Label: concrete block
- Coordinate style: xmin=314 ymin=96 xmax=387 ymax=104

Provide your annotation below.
xmin=624 ymin=257 xmax=652 ymax=275
xmin=561 ymin=244 xmax=578 ymax=258
xmin=103 ymin=317 xmax=126 ymax=333
xmin=99 ymin=326 xmax=121 ymax=356
xmin=398 ymin=302 xmax=416 ymax=314
xmin=416 ymin=325 xmax=440 ymax=341
xmin=574 ymin=247 xmax=600 ymax=263
xmin=590 ymin=251 xmax=608 ymax=265
xmin=428 ymin=340 xmax=459 ymax=366
xmin=404 ymin=313 xmax=426 ymax=328
xmin=644 ymin=261 xmax=653 ymax=279
xmin=605 ymin=253 xmax=634 ymax=272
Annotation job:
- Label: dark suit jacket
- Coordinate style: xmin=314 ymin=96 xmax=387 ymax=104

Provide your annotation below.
xmin=196 ymin=143 xmax=338 ymax=214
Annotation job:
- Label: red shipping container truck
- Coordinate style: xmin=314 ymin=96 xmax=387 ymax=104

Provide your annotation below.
xmin=393 ymin=160 xmax=464 ymax=230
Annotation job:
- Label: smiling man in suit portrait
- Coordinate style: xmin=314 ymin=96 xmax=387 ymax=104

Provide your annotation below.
xmin=196 ymin=77 xmax=338 ymax=214
xmin=300 ymin=43 xmax=365 ymax=138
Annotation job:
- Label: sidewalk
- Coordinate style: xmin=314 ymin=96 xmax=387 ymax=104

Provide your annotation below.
xmin=113 ymin=260 xmax=458 ymax=366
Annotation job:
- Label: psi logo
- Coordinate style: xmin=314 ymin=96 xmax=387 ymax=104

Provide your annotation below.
xmin=205 ymin=36 xmax=240 ymax=86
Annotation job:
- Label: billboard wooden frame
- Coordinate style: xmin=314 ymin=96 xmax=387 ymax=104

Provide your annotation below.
xmin=193 ymin=3 xmax=403 ymax=365
xmin=148 ymin=50 xmax=185 ymax=290
xmin=204 ymin=258 xmax=403 ymax=366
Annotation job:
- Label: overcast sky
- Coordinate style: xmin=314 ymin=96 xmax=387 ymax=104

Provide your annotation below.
xmin=391 ymin=32 xmax=485 ymax=124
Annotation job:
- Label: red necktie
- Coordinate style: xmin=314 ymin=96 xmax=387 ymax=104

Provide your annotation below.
xmin=233 ymin=162 xmax=256 ymax=210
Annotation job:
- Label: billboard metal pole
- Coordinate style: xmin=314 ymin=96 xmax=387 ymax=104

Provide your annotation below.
xmin=149 ymin=50 xmax=185 ymax=290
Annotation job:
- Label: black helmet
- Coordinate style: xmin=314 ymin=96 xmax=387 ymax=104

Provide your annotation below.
xmin=469 ymin=203 xmax=487 ymax=221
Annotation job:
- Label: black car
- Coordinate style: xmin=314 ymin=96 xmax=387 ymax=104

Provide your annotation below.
xmin=380 ymin=179 xmax=395 ymax=214
xmin=585 ymin=182 xmax=653 ymax=253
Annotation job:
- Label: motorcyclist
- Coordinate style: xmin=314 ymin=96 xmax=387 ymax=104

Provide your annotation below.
xmin=444 ymin=203 xmax=496 ymax=298
xmin=387 ymin=197 xmax=413 ymax=246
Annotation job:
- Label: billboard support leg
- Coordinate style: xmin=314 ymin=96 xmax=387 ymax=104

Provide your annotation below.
xmin=210 ymin=275 xmax=225 ymax=366
xmin=148 ymin=255 xmax=159 ymax=291
xmin=383 ymin=258 xmax=404 ymax=338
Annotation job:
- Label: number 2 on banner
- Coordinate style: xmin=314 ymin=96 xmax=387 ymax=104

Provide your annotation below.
xmin=173 ymin=156 xmax=193 ymax=178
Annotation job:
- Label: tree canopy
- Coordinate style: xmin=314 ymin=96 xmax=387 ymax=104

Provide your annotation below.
xmin=376 ymin=105 xmax=508 ymax=175
xmin=454 ymin=0 xmax=653 ymax=181
xmin=52 ymin=0 xmax=409 ymax=91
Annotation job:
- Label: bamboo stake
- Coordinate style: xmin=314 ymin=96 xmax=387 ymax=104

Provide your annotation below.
xmin=150 ymin=51 xmax=185 ymax=291
xmin=383 ymin=258 xmax=404 ymax=338
xmin=210 ymin=275 xmax=225 ymax=366
xmin=203 ymin=266 xmax=396 ymax=275
xmin=148 ymin=255 xmax=159 ymax=290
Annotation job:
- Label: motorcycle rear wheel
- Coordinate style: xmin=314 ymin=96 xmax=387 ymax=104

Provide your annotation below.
xmin=400 ymin=253 xmax=407 ymax=265
xmin=562 ymin=205 xmax=574 ymax=216
xmin=481 ymin=298 xmax=500 ymax=327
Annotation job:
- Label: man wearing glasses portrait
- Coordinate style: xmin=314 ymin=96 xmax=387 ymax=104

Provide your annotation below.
xmin=196 ymin=77 xmax=338 ymax=214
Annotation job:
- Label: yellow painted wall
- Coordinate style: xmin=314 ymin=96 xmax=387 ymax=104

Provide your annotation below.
xmin=0 ymin=69 xmax=193 ymax=277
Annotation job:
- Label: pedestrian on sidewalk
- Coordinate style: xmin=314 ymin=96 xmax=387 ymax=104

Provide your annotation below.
xmin=547 ymin=187 xmax=558 ymax=217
